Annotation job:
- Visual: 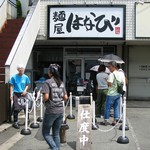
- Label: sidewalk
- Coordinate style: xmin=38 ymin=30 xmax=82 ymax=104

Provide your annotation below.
xmin=1 ymin=100 xmax=150 ymax=150
xmin=0 ymin=107 xmax=138 ymax=150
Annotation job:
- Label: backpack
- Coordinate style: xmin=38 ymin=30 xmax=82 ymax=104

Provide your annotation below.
xmin=113 ymin=74 xmax=124 ymax=95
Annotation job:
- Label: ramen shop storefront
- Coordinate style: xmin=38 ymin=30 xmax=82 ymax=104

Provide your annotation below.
xmin=46 ymin=5 xmax=126 ymax=94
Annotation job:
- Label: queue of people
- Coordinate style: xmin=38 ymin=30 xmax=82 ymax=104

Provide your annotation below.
xmin=9 ymin=61 xmax=126 ymax=149
xmin=95 ymin=61 xmax=127 ymax=126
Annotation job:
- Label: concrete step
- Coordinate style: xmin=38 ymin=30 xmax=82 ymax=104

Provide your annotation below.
xmin=0 ymin=38 xmax=16 ymax=44
xmin=0 ymin=61 xmax=6 ymax=66
xmin=0 ymin=75 xmax=5 ymax=81
xmin=0 ymin=42 xmax=14 ymax=51
xmin=7 ymin=19 xmax=24 ymax=25
xmin=2 ymin=29 xmax=20 ymax=34
xmin=0 ymin=53 xmax=9 ymax=60
xmin=0 ymin=67 xmax=5 ymax=72
xmin=0 ymin=19 xmax=25 ymax=82
xmin=0 ymin=33 xmax=18 ymax=38
xmin=0 ymin=49 xmax=11 ymax=53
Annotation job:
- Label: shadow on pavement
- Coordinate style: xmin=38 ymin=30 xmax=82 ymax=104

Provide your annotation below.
xmin=67 ymin=141 xmax=76 ymax=150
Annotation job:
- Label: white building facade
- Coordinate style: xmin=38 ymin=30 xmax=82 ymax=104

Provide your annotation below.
xmin=4 ymin=0 xmax=150 ymax=100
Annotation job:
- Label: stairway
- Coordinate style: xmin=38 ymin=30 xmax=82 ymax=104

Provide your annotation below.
xmin=0 ymin=19 xmax=24 ymax=83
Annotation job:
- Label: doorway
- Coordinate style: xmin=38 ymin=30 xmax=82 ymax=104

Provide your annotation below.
xmin=63 ymin=46 xmax=115 ymax=93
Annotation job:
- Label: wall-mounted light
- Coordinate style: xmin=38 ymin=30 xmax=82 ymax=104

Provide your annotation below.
xmin=137 ymin=0 xmax=144 ymax=4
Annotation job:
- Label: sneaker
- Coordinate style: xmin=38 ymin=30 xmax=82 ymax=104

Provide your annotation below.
xmin=12 ymin=122 xmax=20 ymax=129
xmin=111 ymin=122 xmax=117 ymax=126
xmin=100 ymin=121 xmax=110 ymax=126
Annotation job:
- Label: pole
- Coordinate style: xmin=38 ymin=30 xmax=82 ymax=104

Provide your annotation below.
xmin=20 ymin=100 xmax=31 ymax=135
xmin=37 ymin=94 xmax=43 ymax=122
xmin=90 ymin=93 xmax=93 ymax=105
xmin=70 ymin=92 xmax=72 ymax=116
xmin=119 ymin=96 xmax=129 ymax=131
xmin=30 ymin=92 xmax=40 ymax=128
xmin=92 ymin=101 xmax=95 ymax=126
xmin=119 ymin=95 xmax=123 ymax=123
xmin=63 ymin=101 xmax=65 ymax=123
xmin=123 ymin=97 xmax=127 ymax=138
xmin=25 ymin=99 xmax=29 ymax=130
xmin=92 ymin=100 xmax=98 ymax=130
xmin=67 ymin=92 xmax=75 ymax=119
xmin=117 ymin=97 xmax=129 ymax=144
xmin=40 ymin=94 xmax=43 ymax=118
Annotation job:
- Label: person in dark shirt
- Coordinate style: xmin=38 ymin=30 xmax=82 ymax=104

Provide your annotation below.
xmin=42 ymin=64 xmax=68 ymax=150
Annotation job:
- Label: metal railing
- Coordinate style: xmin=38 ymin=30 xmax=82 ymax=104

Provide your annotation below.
xmin=5 ymin=0 xmax=40 ymax=83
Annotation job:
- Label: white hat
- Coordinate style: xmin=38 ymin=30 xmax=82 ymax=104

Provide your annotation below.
xmin=17 ymin=64 xmax=24 ymax=69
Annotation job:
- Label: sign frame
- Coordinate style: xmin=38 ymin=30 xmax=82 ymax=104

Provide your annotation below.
xmin=47 ymin=5 xmax=126 ymax=40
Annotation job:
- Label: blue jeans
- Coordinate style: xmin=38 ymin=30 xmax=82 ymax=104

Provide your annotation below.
xmin=42 ymin=113 xmax=63 ymax=150
xmin=104 ymin=94 xmax=120 ymax=121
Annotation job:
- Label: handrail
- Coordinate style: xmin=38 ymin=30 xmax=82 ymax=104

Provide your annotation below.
xmin=5 ymin=0 xmax=39 ymax=66
xmin=8 ymin=0 xmax=16 ymax=8
xmin=5 ymin=0 xmax=40 ymax=83
xmin=0 ymin=0 xmax=5 ymax=8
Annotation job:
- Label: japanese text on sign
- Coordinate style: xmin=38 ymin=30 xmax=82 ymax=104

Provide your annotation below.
xmin=49 ymin=7 xmax=125 ymax=38
xmin=76 ymin=105 xmax=92 ymax=150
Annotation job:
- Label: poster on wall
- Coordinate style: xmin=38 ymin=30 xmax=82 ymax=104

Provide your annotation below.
xmin=48 ymin=6 xmax=125 ymax=39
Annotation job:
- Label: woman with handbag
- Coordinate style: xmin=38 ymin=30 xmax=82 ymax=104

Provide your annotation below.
xmin=42 ymin=64 xmax=68 ymax=150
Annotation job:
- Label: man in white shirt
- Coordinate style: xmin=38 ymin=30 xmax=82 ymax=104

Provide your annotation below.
xmin=101 ymin=61 xmax=124 ymax=126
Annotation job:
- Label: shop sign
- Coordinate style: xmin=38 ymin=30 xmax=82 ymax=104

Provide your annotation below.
xmin=76 ymin=104 xmax=92 ymax=150
xmin=48 ymin=6 xmax=125 ymax=39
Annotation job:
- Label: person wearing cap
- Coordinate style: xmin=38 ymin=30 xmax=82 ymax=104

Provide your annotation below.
xmin=42 ymin=64 xmax=68 ymax=150
xmin=101 ymin=61 xmax=124 ymax=126
xmin=10 ymin=64 xmax=30 ymax=129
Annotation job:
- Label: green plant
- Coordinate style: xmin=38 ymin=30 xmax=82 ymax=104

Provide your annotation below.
xmin=16 ymin=0 xmax=22 ymax=18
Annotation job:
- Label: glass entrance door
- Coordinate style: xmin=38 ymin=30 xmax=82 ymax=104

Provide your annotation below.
xmin=65 ymin=58 xmax=83 ymax=94
xmin=84 ymin=59 xmax=100 ymax=80
xmin=63 ymin=46 xmax=115 ymax=93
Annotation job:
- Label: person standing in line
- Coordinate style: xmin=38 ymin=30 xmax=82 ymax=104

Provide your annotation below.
xmin=96 ymin=64 xmax=108 ymax=118
xmin=101 ymin=61 xmax=124 ymax=126
xmin=10 ymin=64 xmax=30 ymax=129
xmin=42 ymin=64 xmax=68 ymax=150
xmin=117 ymin=64 xmax=128 ymax=95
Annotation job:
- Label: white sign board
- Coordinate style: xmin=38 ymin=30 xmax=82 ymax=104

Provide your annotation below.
xmin=135 ymin=3 xmax=150 ymax=38
xmin=76 ymin=104 xmax=92 ymax=150
xmin=48 ymin=6 xmax=125 ymax=39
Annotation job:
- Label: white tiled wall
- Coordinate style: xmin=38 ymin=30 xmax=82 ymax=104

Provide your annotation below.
xmin=38 ymin=0 xmax=150 ymax=41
